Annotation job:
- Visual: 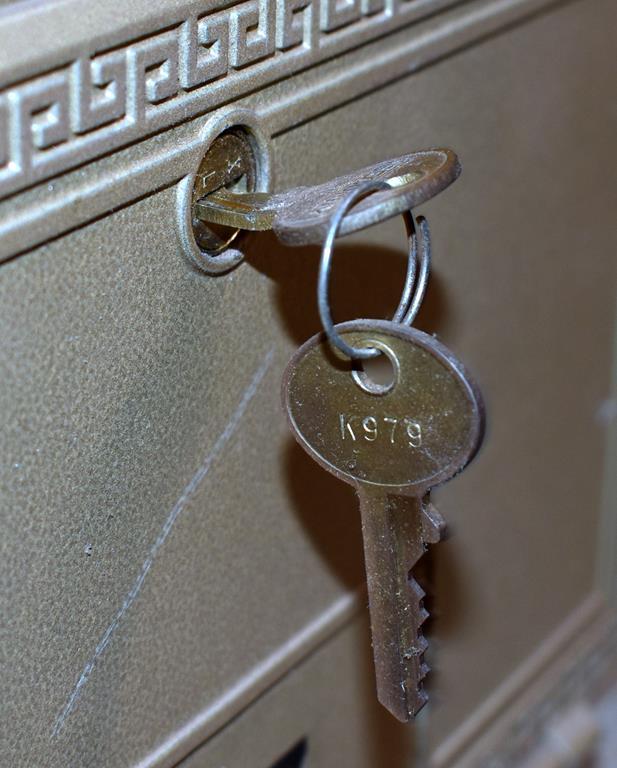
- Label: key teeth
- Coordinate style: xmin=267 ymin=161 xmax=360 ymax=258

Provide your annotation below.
xmin=406 ymin=574 xmax=432 ymax=713
xmin=422 ymin=501 xmax=447 ymax=544
xmin=409 ymin=687 xmax=429 ymax=717
xmin=402 ymin=634 xmax=428 ymax=660
xmin=410 ymin=578 xmax=425 ymax=602
xmin=409 ymin=576 xmax=429 ymax=625
xmin=407 ymin=650 xmax=430 ymax=713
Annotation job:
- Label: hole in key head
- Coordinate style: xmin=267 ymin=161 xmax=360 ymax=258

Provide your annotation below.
xmin=352 ymin=341 xmax=399 ymax=395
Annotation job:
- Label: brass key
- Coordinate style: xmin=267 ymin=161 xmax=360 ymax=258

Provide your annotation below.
xmin=194 ymin=149 xmax=460 ymax=246
xmin=282 ymin=319 xmax=485 ymax=721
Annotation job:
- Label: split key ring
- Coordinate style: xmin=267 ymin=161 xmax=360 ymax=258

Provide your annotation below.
xmin=317 ymin=179 xmax=432 ymax=361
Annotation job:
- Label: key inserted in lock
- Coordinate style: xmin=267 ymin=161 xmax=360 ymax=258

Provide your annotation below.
xmin=193 ymin=148 xmax=461 ymax=249
xmin=191 ymin=128 xmax=260 ymax=256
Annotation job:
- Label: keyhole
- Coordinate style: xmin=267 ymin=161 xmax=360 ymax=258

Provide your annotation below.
xmin=191 ymin=127 xmax=257 ymax=256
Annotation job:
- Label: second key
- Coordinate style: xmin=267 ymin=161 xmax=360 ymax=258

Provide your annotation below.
xmin=281 ymin=319 xmax=485 ymax=722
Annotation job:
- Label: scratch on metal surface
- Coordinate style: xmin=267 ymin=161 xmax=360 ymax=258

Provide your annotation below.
xmin=51 ymin=349 xmax=275 ymax=737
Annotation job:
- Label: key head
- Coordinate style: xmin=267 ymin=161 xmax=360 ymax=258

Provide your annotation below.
xmin=282 ymin=319 xmax=485 ymax=496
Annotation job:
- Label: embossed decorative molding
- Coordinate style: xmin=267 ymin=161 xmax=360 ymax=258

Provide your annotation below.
xmin=0 ymin=0 xmax=572 ymax=265
xmin=0 ymin=0 xmax=462 ymax=200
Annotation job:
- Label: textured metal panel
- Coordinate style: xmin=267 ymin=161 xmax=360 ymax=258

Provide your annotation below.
xmin=175 ymin=614 xmax=418 ymax=768
xmin=1 ymin=0 xmax=616 ymax=766
xmin=1 ymin=188 xmax=366 ymax=766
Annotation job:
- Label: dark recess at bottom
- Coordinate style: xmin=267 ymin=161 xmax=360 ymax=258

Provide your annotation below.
xmin=270 ymin=739 xmax=308 ymax=768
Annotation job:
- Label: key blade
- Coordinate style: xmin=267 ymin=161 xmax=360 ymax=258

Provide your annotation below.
xmin=194 ymin=190 xmax=276 ymax=231
xmin=359 ymin=488 xmax=444 ymax=722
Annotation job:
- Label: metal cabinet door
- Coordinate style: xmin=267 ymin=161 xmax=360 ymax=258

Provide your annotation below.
xmin=1 ymin=0 xmax=616 ymax=766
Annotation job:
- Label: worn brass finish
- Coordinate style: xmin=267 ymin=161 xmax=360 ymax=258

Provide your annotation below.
xmin=192 ymin=130 xmax=256 ymax=203
xmin=282 ymin=320 xmax=484 ymax=493
xmin=191 ymin=129 xmax=257 ymax=256
xmin=195 ymin=149 xmax=460 ymax=246
xmin=2 ymin=0 xmax=616 ymax=763
xmin=359 ymin=492 xmax=446 ymax=719
xmin=282 ymin=319 xmax=485 ymax=721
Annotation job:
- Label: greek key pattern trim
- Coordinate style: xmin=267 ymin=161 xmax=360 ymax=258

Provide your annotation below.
xmin=0 ymin=0 xmax=456 ymax=200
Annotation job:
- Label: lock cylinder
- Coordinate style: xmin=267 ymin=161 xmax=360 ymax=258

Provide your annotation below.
xmin=176 ymin=112 xmax=273 ymax=274
xmin=191 ymin=127 xmax=259 ymax=257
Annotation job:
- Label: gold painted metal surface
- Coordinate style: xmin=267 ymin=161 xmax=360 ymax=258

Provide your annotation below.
xmin=0 ymin=0 xmax=616 ymax=766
